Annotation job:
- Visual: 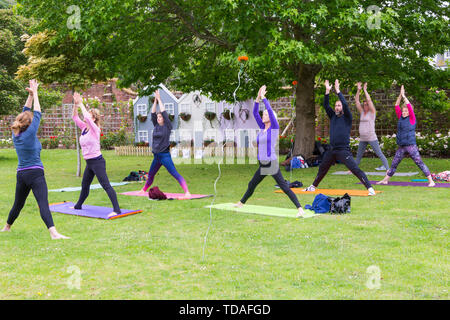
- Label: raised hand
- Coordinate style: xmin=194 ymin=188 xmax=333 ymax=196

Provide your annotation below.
xmin=155 ymin=89 xmax=161 ymax=101
xmin=29 ymin=79 xmax=39 ymax=94
xmin=356 ymin=82 xmax=362 ymax=91
xmin=334 ymin=79 xmax=340 ymax=94
xmin=259 ymin=85 xmax=267 ymax=99
xmin=73 ymin=92 xmax=83 ymax=105
xmin=400 ymin=85 xmax=405 ymax=98
xmin=325 ymin=80 xmax=332 ymax=94
xmin=363 ymin=82 xmax=368 ymax=92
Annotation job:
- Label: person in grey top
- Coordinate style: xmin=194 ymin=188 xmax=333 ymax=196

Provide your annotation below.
xmin=353 ymin=82 xmax=390 ymax=172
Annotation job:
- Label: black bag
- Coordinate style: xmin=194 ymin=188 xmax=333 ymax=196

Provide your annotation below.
xmin=329 ymin=193 xmax=351 ymax=214
xmin=123 ymin=171 xmax=140 ymax=181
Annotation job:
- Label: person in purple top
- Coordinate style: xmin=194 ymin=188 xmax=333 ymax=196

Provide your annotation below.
xmin=235 ymin=85 xmax=306 ymax=218
xmin=1 ymin=80 xmax=69 ymax=239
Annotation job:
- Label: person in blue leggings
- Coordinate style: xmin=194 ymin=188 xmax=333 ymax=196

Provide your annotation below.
xmin=139 ymin=90 xmax=191 ymax=198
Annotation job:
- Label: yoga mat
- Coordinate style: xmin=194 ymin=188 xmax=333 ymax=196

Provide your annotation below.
xmin=206 ymin=203 xmax=317 ymax=219
xmin=412 ymin=179 xmax=428 ymax=182
xmin=358 ymin=181 xmax=450 ymax=188
xmin=49 ymin=202 xmax=142 ymax=220
xmin=276 ymin=188 xmax=382 ymax=196
xmin=49 ymin=182 xmax=129 ymax=192
xmin=332 ymin=171 xmax=418 ymax=176
xmin=120 ymin=190 xmax=213 ymax=200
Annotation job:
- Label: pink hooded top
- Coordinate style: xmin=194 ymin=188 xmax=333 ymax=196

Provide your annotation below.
xmin=72 ymin=109 xmax=102 ymax=160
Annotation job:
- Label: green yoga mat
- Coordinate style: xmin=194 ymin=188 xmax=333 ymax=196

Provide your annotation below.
xmin=206 ymin=203 xmax=318 ymax=219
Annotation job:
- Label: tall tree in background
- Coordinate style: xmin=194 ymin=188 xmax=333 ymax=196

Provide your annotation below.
xmin=16 ymin=30 xmax=111 ymax=176
xmin=0 ymin=8 xmax=62 ymax=115
xmin=17 ymin=0 xmax=449 ymax=156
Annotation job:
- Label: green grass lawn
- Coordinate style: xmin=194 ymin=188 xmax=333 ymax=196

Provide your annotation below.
xmin=0 ymin=149 xmax=448 ymax=299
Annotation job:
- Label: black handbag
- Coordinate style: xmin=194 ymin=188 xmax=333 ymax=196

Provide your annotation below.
xmin=329 ymin=193 xmax=351 ymax=214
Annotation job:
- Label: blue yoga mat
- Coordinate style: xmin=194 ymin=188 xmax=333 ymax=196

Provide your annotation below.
xmin=49 ymin=182 xmax=129 ymax=192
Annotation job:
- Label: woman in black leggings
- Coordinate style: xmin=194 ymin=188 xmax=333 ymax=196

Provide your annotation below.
xmin=235 ymin=85 xmax=306 ymax=218
xmin=71 ymin=92 xmax=121 ymax=217
xmin=1 ymin=80 xmax=69 ymax=239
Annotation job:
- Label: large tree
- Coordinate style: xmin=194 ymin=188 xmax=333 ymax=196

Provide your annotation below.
xmin=16 ymin=30 xmax=111 ymax=176
xmin=0 ymin=8 xmax=62 ymax=115
xmin=17 ymin=0 xmax=449 ymax=156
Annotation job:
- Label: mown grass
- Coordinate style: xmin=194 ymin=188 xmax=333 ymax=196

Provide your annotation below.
xmin=0 ymin=149 xmax=448 ymax=299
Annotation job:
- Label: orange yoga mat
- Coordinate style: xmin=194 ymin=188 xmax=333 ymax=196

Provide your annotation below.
xmin=275 ymin=188 xmax=382 ymax=196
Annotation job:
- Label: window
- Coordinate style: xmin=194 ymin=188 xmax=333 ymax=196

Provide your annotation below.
xmin=170 ymin=130 xmax=177 ymax=142
xmin=225 ymin=129 xmax=235 ymax=142
xmin=164 ymin=103 xmax=175 ymax=115
xmin=205 ymin=102 xmax=216 ymax=113
xmin=137 ymin=104 xmax=147 ymax=116
xmin=180 ymin=103 xmax=191 ymax=114
xmin=179 ymin=129 xmax=192 ymax=142
xmin=138 ymin=130 xmax=148 ymax=142
xmin=205 ymin=129 xmax=217 ymax=141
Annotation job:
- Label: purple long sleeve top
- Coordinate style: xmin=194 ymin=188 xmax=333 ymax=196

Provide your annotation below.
xmin=253 ymin=98 xmax=279 ymax=161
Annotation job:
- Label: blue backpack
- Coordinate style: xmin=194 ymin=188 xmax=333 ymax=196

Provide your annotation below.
xmin=304 ymin=193 xmax=331 ymax=213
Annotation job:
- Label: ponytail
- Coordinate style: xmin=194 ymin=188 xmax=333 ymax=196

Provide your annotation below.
xmin=11 ymin=111 xmax=33 ymax=135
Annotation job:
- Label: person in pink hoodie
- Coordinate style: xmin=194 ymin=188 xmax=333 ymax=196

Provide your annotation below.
xmin=71 ymin=92 xmax=121 ymax=217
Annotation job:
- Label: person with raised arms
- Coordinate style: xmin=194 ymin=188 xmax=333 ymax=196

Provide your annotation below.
xmin=303 ymin=80 xmax=376 ymax=196
xmin=72 ymin=91 xmax=122 ymax=217
xmin=2 ymin=80 xmax=69 ymax=239
xmin=235 ymin=85 xmax=306 ymax=218
xmin=377 ymin=85 xmax=434 ymax=187
xmin=139 ymin=90 xmax=191 ymax=199
xmin=352 ymin=82 xmax=390 ymax=172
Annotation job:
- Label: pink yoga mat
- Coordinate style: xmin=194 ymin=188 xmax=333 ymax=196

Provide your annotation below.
xmin=120 ymin=191 xmax=213 ymax=200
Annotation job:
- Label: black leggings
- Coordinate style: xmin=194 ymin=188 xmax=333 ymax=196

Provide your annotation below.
xmin=313 ymin=148 xmax=372 ymax=189
xmin=241 ymin=165 xmax=301 ymax=208
xmin=75 ymin=157 xmax=121 ymax=213
xmin=7 ymin=169 xmax=55 ymax=229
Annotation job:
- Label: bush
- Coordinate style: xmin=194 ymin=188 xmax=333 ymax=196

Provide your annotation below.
xmin=0 ymin=138 xmax=13 ymax=148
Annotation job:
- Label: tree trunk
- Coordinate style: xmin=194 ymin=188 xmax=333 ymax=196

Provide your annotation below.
xmin=293 ymin=64 xmax=320 ymax=158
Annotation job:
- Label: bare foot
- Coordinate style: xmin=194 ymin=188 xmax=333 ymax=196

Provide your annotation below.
xmin=107 ymin=212 xmax=118 ymax=218
xmin=428 ymin=181 xmax=436 ymax=187
xmin=376 ymin=179 xmax=388 ymax=185
xmin=138 ymin=189 xmax=147 ymax=195
xmin=49 ymin=227 xmax=70 ymax=239
xmin=179 ymin=192 xmax=191 ymax=200
xmin=234 ymin=202 xmax=243 ymax=208
xmin=1 ymin=224 xmax=11 ymax=232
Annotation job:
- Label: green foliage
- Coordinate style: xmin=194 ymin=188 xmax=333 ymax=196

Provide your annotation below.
xmin=15 ymin=0 xmax=450 ymax=155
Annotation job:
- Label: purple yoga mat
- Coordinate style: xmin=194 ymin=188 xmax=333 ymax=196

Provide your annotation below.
xmin=49 ymin=202 xmax=142 ymax=220
xmin=357 ymin=181 xmax=450 ymax=188
xmin=120 ymin=190 xmax=212 ymax=200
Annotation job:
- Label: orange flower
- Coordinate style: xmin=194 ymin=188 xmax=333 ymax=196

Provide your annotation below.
xmin=238 ymin=56 xmax=248 ymax=62
xmin=292 ymin=81 xmax=298 ymax=86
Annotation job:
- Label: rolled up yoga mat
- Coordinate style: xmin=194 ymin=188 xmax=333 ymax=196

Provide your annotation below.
xmin=120 ymin=190 xmax=212 ymax=200
xmin=357 ymin=181 xmax=450 ymax=188
xmin=49 ymin=202 xmax=142 ymax=220
xmin=276 ymin=188 xmax=382 ymax=196
xmin=206 ymin=203 xmax=317 ymax=219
